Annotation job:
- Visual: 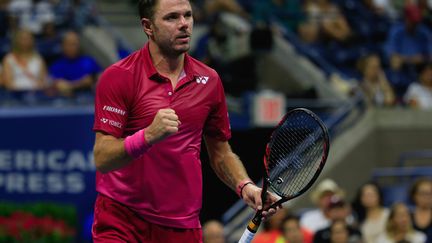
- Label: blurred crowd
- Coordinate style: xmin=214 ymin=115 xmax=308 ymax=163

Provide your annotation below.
xmin=190 ymin=0 xmax=432 ymax=109
xmin=203 ymin=177 xmax=432 ymax=243
xmin=0 ymin=0 xmax=100 ymax=102
xmin=1 ymin=0 xmax=431 ymax=109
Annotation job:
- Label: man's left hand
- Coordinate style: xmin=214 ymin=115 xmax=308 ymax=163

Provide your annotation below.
xmin=241 ymin=184 xmax=281 ymax=220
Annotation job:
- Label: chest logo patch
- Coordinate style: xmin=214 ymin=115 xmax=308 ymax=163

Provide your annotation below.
xmin=196 ymin=76 xmax=209 ymax=84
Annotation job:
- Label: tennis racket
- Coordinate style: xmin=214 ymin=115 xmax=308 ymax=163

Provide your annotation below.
xmin=238 ymin=108 xmax=330 ymax=243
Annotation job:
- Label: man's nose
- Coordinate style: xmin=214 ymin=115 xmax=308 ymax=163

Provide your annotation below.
xmin=179 ymin=16 xmax=189 ymax=28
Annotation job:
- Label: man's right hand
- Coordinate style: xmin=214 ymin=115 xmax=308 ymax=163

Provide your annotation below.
xmin=144 ymin=109 xmax=181 ymax=145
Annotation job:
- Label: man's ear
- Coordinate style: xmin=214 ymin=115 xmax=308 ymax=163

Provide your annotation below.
xmin=141 ymin=18 xmax=153 ymax=37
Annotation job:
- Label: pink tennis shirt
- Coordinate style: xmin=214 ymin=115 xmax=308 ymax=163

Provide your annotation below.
xmin=93 ymin=43 xmax=231 ymax=229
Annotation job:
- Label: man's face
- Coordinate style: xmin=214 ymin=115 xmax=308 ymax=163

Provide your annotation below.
xmin=147 ymin=0 xmax=193 ymax=57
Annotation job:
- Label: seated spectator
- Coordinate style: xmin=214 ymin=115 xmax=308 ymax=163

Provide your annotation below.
xmin=342 ymin=0 xmax=392 ymax=43
xmin=204 ymin=0 xmax=249 ymax=20
xmin=276 ymin=214 xmax=313 ymax=243
xmin=2 ymin=28 xmax=48 ymax=91
xmin=328 ymin=219 xmax=361 ymax=243
xmin=192 ymin=14 xmax=259 ymax=97
xmin=49 ymin=31 xmax=100 ymax=97
xmin=202 ymin=220 xmax=226 ymax=243
xmin=300 ymin=179 xmax=348 ymax=233
xmin=357 ymin=54 xmax=395 ymax=106
xmin=0 ymin=63 xmax=3 ymax=88
xmin=253 ymin=208 xmax=288 ymax=243
xmin=376 ymin=202 xmax=426 ymax=243
xmin=418 ymin=0 xmax=432 ymax=28
xmin=385 ymin=4 xmax=432 ymax=72
xmin=54 ymin=0 xmax=96 ymax=31
xmin=404 ymin=63 xmax=432 ymax=109
xmin=409 ymin=178 xmax=432 ymax=243
xmin=7 ymin=0 xmax=55 ymax=36
xmin=366 ymin=0 xmax=399 ymax=20
xmin=351 ymin=181 xmax=389 ymax=243
xmin=302 ymin=0 xmax=352 ymax=43
xmin=313 ymin=195 xmax=362 ymax=243
xmin=36 ymin=21 xmax=62 ymax=65
xmin=0 ymin=0 xmax=10 ymax=38
xmin=252 ymin=0 xmax=305 ymax=32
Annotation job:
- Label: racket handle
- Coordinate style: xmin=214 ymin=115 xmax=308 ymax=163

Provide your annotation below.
xmin=238 ymin=218 xmax=260 ymax=243
xmin=238 ymin=228 xmax=255 ymax=243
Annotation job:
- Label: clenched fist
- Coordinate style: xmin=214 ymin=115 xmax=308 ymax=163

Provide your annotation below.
xmin=144 ymin=109 xmax=181 ymax=145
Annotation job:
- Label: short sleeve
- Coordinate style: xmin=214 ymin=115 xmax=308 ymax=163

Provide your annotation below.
xmin=93 ymin=66 xmax=132 ymax=138
xmin=203 ymin=75 xmax=231 ymax=141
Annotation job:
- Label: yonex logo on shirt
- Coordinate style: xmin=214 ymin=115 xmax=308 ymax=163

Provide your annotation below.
xmin=101 ymin=118 xmax=122 ymax=129
xmin=196 ymin=76 xmax=209 ymax=84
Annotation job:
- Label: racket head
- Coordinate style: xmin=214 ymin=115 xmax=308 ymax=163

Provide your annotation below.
xmin=262 ymin=108 xmax=330 ymax=202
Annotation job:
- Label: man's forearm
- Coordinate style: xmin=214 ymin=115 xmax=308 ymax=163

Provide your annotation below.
xmin=94 ymin=134 xmax=132 ymax=173
xmin=209 ymin=151 xmax=250 ymax=191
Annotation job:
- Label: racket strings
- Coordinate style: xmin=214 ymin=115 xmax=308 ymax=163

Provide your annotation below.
xmin=266 ymin=111 xmax=326 ymax=197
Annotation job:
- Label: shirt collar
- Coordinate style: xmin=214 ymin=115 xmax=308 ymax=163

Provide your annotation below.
xmin=141 ymin=43 xmax=199 ymax=82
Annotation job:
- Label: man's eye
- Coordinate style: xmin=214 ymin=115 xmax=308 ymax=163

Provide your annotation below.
xmin=166 ymin=15 xmax=177 ymax=20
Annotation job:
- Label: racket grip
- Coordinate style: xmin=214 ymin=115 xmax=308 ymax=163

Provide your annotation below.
xmin=238 ymin=229 xmax=255 ymax=243
xmin=238 ymin=219 xmax=260 ymax=243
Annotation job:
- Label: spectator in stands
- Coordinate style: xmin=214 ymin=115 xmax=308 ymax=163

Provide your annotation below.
xmin=36 ymin=21 xmax=62 ymax=65
xmin=409 ymin=177 xmax=432 ymax=243
xmin=404 ymin=63 xmax=432 ymax=109
xmin=357 ymin=54 xmax=395 ymax=106
xmin=202 ymin=220 xmax=226 ymax=243
xmin=276 ymin=214 xmax=313 ymax=243
xmin=313 ymin=195 xmax=362 ymax=243
xmin=0 ymin=0 xmax=10 ymax=38
xmin=55 ymin=0 xmax=96 ymax=31
xmin=300 ymin=179 xmax=348 ymax=233
xmin=376 ymin=202 xmax=426 ymax=243
xmin=193 ymin=14 xmax=259 ymax=97
xmin=418 ymin=0 xmax=432 ymax=28
xmin=342 ymin=0 xmax=393 ymax=43
xmin=7 ymin=0 xmax=55 ymax=36
xmin=351 ymin=181 xmax=389 ymax=243
xmin=328 ymin=219 xmax=361 ymax=243
xmin=2 ymin=28 xmax=48 ymax=91
xmin=252 ymin=0 xmax=305 ymax=33
xmin=0 ymin=64 xmax=3 ymax=88
xmin=204 ymin=0 xmax=249 ymax=20
xmin=302 ymin=0 xmax=352 ymax=43
xmin=49 ymin=31 xmax=100 ymax=97
xmin=385 ymin=3 xmax=432 ymax=73
xmin=253 ymin=208 xmax=288 ymax=243
xmin=367 ymin=0 xmax=399 ymax=20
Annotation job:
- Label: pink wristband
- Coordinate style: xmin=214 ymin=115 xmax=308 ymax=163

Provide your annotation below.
xmin=124 ymin=129 xmax=152 ymax=159
xmin=236 ymin=179 xmax=254 ymax=199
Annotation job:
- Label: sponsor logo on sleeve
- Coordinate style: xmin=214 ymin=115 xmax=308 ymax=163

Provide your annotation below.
xmin=100 ymin=118 xmax=123 ymax=129
xmin=103 ymin=106 xmax=126 ymax=116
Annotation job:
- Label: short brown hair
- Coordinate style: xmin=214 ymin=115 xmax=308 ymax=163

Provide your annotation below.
xmin=138 ymin=0 xmax=158 ymax=20
xmin=138 ymin=0 xmax=190 ymax=20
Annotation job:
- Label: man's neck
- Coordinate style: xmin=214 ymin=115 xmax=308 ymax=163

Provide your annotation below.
xmin=149 ymin=42 xmax=185 ymax=79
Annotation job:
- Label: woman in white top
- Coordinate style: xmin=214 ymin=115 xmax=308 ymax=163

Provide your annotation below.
xmin=376 ymin=202 xmax=426 ymax=243
xmin=404 ymin=63 xmax=432 ymax=109
xmin=352 ymin=182 xmax=390 ymax=243
xmin=2 ymin=28 xmax=48 ymax=91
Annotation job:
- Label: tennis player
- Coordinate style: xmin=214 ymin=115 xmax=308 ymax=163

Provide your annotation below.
xmin=92 ymin=0 xmax=278 ymax=242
